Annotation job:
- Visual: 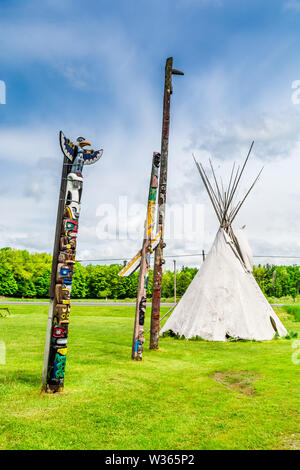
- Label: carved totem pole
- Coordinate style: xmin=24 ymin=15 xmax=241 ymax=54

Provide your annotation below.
xmin=118 ymin=152 xmax=161 ymax=359
xmin=42 ymin=131 xmax=103 ymax=392
xmin=131 ymin=152 xmax=160 ymax=360
xmin=150 ymin=57 xmax=183 ymax=350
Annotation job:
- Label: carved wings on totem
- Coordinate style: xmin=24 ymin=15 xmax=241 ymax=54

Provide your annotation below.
xmin=59 ymin=131 xmax=103 ymax=165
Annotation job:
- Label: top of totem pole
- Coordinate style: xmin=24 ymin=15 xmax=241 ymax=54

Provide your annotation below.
xmin=59 ymin=130 xmax=103 ymax=166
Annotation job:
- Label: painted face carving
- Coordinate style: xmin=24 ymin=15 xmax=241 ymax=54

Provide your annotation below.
xmin=55 ymin=284 xmax=71 ymax=303
xmin=58 ymin=250 xmax=76 ymax=263
xmin=55 ymin=304 xmax=70 ymax=323
xmin=60 ymin=236 xmax=76 ymax=252
xmin=52 ymin=324 xmax=68 ymax=348
xmin=52 ymin=325 xmax=68 ymax=338
xmin=56 ymin=263 xmax=74 ymax=284
xmin=63 ymin=219 xmax=78 ymax=238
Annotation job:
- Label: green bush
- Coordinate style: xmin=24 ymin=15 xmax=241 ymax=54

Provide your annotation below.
xmin=283 ymin=305 xmax=300 ymax=322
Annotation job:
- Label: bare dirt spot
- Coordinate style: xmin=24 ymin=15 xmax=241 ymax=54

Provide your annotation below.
xmin=280 ymin=434 xmax=300 ymax=450
xmin=212 ymin=370 xmax=259 ymax=396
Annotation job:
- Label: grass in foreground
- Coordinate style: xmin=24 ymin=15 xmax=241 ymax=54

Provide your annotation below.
xmin=0 ymin=305 xmax=299 ymax=450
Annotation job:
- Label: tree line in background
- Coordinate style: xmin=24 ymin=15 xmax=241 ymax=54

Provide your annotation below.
xmin=1 ymin=247 xmax=300 ymax=300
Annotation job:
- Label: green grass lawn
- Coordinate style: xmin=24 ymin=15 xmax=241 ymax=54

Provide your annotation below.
xmin=0 ymin=304 xmax=299 ymax=450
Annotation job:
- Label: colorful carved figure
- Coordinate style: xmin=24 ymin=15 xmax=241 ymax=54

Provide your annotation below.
xmin=42 ymin=132 xmax=103 ymax=392
xmin=120 ymin=152 xmax=160 ymax=360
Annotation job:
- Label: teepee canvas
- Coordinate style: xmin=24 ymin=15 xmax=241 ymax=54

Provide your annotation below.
xmin=160 ymin=144 xmax=287 ymax=341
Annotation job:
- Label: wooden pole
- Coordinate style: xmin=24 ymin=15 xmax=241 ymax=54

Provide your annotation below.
xmin=42 ymin=155 xmax=70 ymax=390
xmin=173 ymin=259 xmax=176 ymax=304
xmin=132 ymin=152 xmax=160 ymax=360
xmin=150 ymin=57 xmax=183 ymax=350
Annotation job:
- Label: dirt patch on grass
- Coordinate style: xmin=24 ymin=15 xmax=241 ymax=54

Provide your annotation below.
xmin=212 ymin=370 xmax=259 ymax=396
xmin=280 ymin=434 xmax=300 ymax=450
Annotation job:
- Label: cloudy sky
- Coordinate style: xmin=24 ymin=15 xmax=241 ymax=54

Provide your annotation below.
xmin=1 ymin=0 xmax=300 ymax=269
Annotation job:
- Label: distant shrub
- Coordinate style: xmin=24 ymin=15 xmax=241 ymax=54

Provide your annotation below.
xmin=283 ymin=305 xmax=300 ymax=322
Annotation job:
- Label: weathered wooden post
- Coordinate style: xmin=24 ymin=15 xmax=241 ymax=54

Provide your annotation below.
xmin=41 ymin=131 xmax=103 ymax=392
xmin=150 ymin=57 xmax=183 ymax=350
xmin=132 ymin=152 xmax=160 ymax=360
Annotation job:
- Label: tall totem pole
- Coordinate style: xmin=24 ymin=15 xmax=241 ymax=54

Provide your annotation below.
xmin=131 ymin=152 xmax=160 ymax=360
xmin=42 ymin=131 xmax=103 ymax=392
xmin=150 ymin=57 xmax=183 ymax=350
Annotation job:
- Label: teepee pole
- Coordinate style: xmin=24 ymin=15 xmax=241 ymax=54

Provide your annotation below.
xmin=226 ymin=142 xmax=254 ymax=211
xmin=150 ymin=57 xmax=183 ymax=350
xmin=209 ymin=159 xmax=224 ymax=211
xmin=194 ymin=157 xmax=222 ymax=223
xmin=225 ymin=162 xmax=236 ymax=209
xmin=132 ymin=152 xmax=160 ymax=360
xmin=230 ymin=167 xmax=264 ymax=224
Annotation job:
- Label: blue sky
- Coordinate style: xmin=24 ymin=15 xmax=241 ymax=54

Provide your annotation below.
xmin=1 ymin=0 xmax=300 ymax=268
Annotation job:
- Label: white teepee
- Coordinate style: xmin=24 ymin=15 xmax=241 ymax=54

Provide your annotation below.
xmin=160 ymin=144 xmax=287 ymax=341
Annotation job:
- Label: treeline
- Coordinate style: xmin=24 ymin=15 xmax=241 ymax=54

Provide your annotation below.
xmin=0 ymin=247 xmax=197 ymax=299
xmin=253 ymin=264 xmax=300 ymax=299
xmin=1 ymin=247 xmax=300 ymax=299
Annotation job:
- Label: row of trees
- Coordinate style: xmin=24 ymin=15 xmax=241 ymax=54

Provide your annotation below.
xmin=0 ymin=247 xmax=300 ymax=299
xmin=0 ymin=247 xmax=198 ymax=299
xmin=253 ymin=264 xmax=300 ymax=299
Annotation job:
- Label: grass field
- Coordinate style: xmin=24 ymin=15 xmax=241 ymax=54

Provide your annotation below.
xmin=0 ymin=304 xmax=300 ymax=450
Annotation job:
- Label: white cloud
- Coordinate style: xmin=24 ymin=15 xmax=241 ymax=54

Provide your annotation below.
xmin=283 ymin=0 xmax=300 ymax=11
xmin=187 ymin=111 xmax=300 ymax=161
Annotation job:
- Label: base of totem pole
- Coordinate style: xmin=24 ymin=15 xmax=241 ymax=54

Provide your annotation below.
xmin=41 ymin=383 xmax=64 ymax=394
